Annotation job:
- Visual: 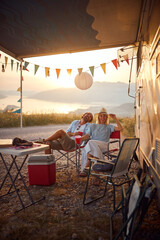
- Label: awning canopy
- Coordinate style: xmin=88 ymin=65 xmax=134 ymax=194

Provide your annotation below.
xmin=0 ymin=0 xmax=144 ymax=59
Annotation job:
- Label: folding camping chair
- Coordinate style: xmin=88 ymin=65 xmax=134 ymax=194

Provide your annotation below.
xmin=104 ymin=130 xmax=121 ymax=160
xmin=155 ymin=138 xmax=160 ymax=174
xmin=110 ymin=173 xmax=157 ymax=240
xmin=83 ymin=138 xmax=139 ymax=210
xmin=54 ymin=142 xmax=85 ymax=173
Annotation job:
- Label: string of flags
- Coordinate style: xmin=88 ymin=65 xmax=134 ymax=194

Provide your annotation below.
xmin=0 ymin=53 xmax=129 ymax=78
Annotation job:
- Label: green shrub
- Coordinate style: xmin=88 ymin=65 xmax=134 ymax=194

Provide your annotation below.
xmin=0 ymin=112 xmax=81 ymax=128
xmin=121 ymin=116 xmax=135 ymax=137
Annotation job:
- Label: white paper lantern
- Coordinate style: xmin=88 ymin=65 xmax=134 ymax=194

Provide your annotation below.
xmin=74 ymin=72 xmax=93 ymax=90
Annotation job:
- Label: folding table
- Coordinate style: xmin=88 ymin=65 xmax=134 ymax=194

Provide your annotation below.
xmin=0 ymin=143 xmax=49 ymax=213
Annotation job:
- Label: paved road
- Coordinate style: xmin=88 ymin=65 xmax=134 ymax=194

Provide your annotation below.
xmin=0 ymin=124 xmax=70 ymax=141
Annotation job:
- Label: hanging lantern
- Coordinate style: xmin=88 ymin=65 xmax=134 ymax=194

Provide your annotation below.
xmin=74 ymin=72 xmax=93 ymax=90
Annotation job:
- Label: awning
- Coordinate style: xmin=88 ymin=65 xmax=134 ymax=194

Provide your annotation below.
xmin=0 ymin=0 xmax=143 ymax=59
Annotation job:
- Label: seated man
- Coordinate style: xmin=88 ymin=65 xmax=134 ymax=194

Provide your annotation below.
xmin=43 ymin=112 xmax=93 ymax=154
xmin=79 ymin=110 xmax=123 ymax=176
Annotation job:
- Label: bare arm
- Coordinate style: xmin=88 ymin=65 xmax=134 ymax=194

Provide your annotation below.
xmin=67 ymin=131 xmax=81 ymax=137
xmin=80 ymin=134 xmax=90 ymax=142
xmin=109 ymin=114 xmax=123 ymax=131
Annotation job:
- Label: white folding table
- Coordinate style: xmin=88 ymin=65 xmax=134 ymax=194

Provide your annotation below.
xmin=0 ymin=143 xmax=49 ymax=213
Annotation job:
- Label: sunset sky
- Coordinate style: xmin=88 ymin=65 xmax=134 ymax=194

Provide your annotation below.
xmin=0 ymin=47 xmax=136 ymax=93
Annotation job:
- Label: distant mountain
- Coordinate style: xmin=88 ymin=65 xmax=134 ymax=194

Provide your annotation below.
xmin=0 ymin=105 xmax=19 ymax=113
xmin=69 ymin=103 xmax=135 ymax=117
xmin=0 ymin=93 xmax=6 ymax=99
xmin=0 ymin=90 xmax=37 ymax=97
xmin=30 ymin=81 xmax=135 ymax=106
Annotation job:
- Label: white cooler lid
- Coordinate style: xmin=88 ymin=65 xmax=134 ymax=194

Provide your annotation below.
xmin=28 ymin=154 xmax=55 ymax=165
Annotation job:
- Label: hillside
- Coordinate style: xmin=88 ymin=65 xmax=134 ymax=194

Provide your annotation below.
xmin=30 ymin=81 xmax=135 ymax=106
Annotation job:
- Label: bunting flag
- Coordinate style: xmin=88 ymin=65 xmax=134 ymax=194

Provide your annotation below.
xmin=34 ymin=64 xmax=39 ymax=75
xmin=78 ymin=68 xmax=83 ymax=75
xmin=2 ymin=64 xmax=5 ymax=72
xmin=12 ymin=108 xmax=21 ymax=113
xmin=0 ymin=52 xmax=123 ymax=84
xmin=89 ymin=66 xmax=94 ymax=76
xmin=112 ymin=59 xmax=118 ymax=70
xmin=17 ymin=98 xmax=21 ymax=102
xmin=45 ymin=67 xmax=50 ymax=77
xmin=100 ymin=63 xmax=106 ymax=74
xmin=17 ymin=87 xmax=21 ymax=92
xmin=67 ymin=69 xmax=72 ymax=78
xmin=5 ymin=56 xmax=8 ymax=68
xmin=11 ymin=59 xmax=14 ymax=71
xmin=124 ymin=54 xmax=129 ymax=65
xmin=117 ymin=59 xmax=120 ymax=67
xmin=17 ymin=62 xmax=19 ymax=71
xmin=23 ymin=61 xmax=29 ymax=71
xmin=56 ymin=68 xmax=61 ymax=79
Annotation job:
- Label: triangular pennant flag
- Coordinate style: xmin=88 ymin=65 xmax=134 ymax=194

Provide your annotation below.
xmin=100 ymin=63 xmax=106 ymax=74
xmin=112 ymin=59 xmax=118 ymax=70
xmin=78 ymin=68 xmax=83 ymax=75
xmin=11 ymin=59 xmax=14 ymax=71
xmin=17 ymin=62 xmax=19 ymax=71
xmin=34 ymin=64 xmax=39 ymax=75
xmin=17 ymin=98 xmax=21 ymax=102
xmin=124 ymin=54 xmax=129 ymax=65
xmin=23 ymin=61 xmax=29 ymax=71
xmin=17 ymin=87 xmax=21 ymax=92
xmin=5 ymin=56 xmax=8 ymax=68
xmin=67 ymin=69 xmax=72 ymax=78
xmin=56 ymin=69 xmax=61 ymax=79
xmin=12 ymin=108 xmax=21 ymax=113
xmin=45 ymin=67 xmax=50 ymax=77
xmin=89 ymin=66 xmax=94 ymax=76
xmin=2 ymin=64 xmax=5 ymax=72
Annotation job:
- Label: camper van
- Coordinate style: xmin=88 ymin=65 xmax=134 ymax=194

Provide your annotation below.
xmin=117 ymin=1 xmax=160 ymax=201
xmin=135 ymin=25 xmax=160 ymax=199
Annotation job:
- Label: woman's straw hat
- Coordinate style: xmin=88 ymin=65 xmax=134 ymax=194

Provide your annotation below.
xmin=94 ymin=107 xmax=108 ymax=116
xmin=94 ymin=108 xmax=109 ymax=124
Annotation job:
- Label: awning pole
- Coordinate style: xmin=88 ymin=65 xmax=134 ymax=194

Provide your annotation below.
xmin=20 ymin=59 xmax=23 ymax=128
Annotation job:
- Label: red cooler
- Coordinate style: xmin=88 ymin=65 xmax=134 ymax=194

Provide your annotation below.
xmin=27 ymin=154 xmax=56 ymax=185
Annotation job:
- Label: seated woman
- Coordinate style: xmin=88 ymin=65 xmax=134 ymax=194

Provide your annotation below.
xmin=79 ymin=109 xmax=123 ymax=177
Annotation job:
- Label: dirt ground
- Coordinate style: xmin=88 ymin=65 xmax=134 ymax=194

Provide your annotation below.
xmin=0 ymin=150 xmax=160 ymax=240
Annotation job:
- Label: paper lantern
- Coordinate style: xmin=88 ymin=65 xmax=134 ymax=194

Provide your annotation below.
xmin=74 ymin=72 xmax=93 ymax=90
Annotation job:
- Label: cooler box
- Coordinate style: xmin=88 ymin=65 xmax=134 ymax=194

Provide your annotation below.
xmin=27 ymin=154 xmax=56 ymax=185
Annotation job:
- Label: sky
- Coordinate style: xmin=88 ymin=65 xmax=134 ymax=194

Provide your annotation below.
xmin=0 ymin=47 xmax=136 ymax=93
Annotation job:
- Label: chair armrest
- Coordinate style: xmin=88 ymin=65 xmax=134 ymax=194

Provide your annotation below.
xmin=88 ymin=157 xmax=115 ymax=165
xmin=109 ymin=139 xmax=120 ymax=144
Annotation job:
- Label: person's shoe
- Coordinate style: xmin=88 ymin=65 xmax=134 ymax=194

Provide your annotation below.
xmin=35 ymin=138 xmax=46 ymax=144
xmin=79 ymin=170 xmax=88 ymax=177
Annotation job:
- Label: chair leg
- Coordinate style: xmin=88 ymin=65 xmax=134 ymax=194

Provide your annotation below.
xmin=113 ymin=184 xmax=116 ymax=211
xmin=83 ymin=165 xmax=109 ymax=205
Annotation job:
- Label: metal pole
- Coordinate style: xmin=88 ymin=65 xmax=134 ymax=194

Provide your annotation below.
xmin=20 ymin=59 xmax=23 ymax=128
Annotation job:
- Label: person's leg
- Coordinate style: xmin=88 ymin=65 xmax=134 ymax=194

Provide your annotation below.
xmin=82 ymin=140 xmax=107 ymax=169
xmin=45 ymin=133 xmax=75 ymax=155
xmin=45 ymin=129 xmax=66 ymax=142
xmin=45 ymin=142 xmax=52 ymax=154
xmin=44 ymin=130 xmax=66 ymax=154
xmin=85 ymin=153 xmax=95 ymax=168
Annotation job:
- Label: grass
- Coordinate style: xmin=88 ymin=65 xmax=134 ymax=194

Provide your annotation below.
xmin=0 ymin=112 xmax=135 ymax=137
xmin=0 ymin=112 xmax=81 ymax=128
xmin=0 ymin=167 xmax=112 ymax=240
